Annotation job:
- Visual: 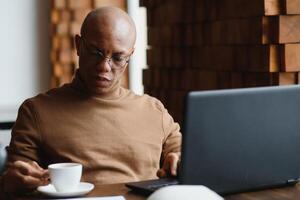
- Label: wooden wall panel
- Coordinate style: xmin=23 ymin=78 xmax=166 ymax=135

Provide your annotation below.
xmin=141 ymin=0 xmax=300 ymax=125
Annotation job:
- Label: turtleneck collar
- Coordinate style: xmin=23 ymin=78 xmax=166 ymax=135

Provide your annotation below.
xmin=70 ymin=70 xmax=125 ymax=100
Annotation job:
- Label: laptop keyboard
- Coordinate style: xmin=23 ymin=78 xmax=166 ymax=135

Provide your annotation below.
xmin=146 ymin=179 xmax=179 ymax=191
xmin=147 ymin=182 xmax=178 ymax=190
xmin=126 ymin=177 xmax=179 ymax=195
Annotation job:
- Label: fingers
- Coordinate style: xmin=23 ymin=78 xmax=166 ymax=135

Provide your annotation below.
xmin=30 ymin=161 xmax=50 ymax=179
xmin=156 ymin=168 xmax=167 ymax=178
xmin=17 ymin=171 xmax=48 ymax=189
xmin=3 ymin=160 xmax=49 ymax=193
xmin=157 ymin=156 xmax=171 ymax=178
xmin=31 ymin=161 xmax=44 ymax=171
xmin=157 ymin=153 xmax=181 ymax=178
xmin=14 ymin=161 xmax=46 ymax=178
xmin=169 ymin=154 xmax=179 ymax=176
xmin=27 ymin=161 xmax=50 ymax=185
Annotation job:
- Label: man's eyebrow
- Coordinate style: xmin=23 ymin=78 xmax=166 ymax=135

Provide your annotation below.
xmin=85 ymin=41 xmax=103 ymax=52
xmin=85 ymin=40 xmax=128 ymax=55
xmin=113 ymin=51 xmax=127 ymax=55
xmin=90 ymin=44 xmax=104 ymax=52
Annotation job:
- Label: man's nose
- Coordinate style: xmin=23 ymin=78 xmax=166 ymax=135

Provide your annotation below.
xmin=96 ymin=58 xmax=112 ymax=72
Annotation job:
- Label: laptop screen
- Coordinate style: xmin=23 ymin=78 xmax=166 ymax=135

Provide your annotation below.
xmin=180 ymin=85 xmax=300 ymax=194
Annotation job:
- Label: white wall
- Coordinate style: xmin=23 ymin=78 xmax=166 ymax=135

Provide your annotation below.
xmin=127 ymin=0 xmax=147 ymax=95
xmin=0 ymin=0 xmax=50 ymax=109
xmin=0 ymin=0 xmax=50 ymax=146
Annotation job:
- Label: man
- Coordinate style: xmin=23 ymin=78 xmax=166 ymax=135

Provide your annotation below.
xmin=1 ymin=7 xmax=181 ymax=193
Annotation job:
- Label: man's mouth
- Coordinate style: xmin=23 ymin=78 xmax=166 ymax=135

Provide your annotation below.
xmin=96 ymin=76 xmax=111 ymax=81
xmin=94 ymin=75 xmax=112 ymax=87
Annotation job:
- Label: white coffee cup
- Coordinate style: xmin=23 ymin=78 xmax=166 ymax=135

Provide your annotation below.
xmin=48 ymin=163 xmax=82 ymax=192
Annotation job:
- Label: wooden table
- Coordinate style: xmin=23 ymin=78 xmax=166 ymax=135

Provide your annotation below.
xmin=12 ymin=182 xmax=300 ymax=200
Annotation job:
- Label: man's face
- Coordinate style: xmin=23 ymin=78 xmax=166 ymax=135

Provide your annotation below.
xmin=75 ymin=25 xmax=133 ymax=95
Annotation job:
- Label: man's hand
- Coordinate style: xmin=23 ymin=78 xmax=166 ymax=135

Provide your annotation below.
xmin=157 ymin=152 xmax=180 ymax=178
xmin=2 ymin=160 xmax=49 ymax=193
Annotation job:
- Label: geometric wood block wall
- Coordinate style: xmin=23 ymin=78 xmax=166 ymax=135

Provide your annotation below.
xmin=141 ymin=0 xmax=300 ymax=125
xmin=50 ymin=0 xmax=127 ymax=88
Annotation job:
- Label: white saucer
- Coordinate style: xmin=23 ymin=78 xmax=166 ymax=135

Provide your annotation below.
xmin=37 ymin=182 xmax=94 ymax=197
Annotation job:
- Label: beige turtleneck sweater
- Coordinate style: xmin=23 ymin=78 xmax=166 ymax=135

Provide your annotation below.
xmin=6 ymin=76 xmax=181 ymax=184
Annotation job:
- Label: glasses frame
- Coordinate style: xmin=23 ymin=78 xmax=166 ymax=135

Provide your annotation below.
xmin=81 ymin=37 xmax=132 ymax=69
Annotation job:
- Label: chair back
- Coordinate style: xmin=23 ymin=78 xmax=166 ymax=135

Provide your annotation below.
xmin=0 ymin=144 xmax=7 ymax=174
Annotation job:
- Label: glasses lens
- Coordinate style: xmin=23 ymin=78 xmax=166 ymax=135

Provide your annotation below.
xmin=83 ymin=38 xmax=130 ymax=68
xmin=112 ymin=57 xmax=128 ymax=68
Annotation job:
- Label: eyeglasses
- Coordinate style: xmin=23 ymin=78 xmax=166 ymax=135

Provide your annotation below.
xmin=81 ymin=37 xmax=132 ymax=69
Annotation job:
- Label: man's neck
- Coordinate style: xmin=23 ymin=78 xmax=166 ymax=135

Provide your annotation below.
xmin=91 ymin=84 xmax=122 ymax=100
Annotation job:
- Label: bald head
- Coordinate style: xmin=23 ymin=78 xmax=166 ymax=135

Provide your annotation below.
xmin=80 ymin=7 xmax=136 ymax=48
xmin=75 ymin=7 xmax=136 ymax=96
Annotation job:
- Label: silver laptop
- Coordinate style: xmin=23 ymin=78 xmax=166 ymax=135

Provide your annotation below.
xmin=127 ymin=85 xmax=300 ymax=195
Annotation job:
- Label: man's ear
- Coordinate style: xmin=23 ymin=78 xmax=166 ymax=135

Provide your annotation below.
xmin=131 ymin=47 xmax=135 ymax=55
xmin=75 ymin=34 xmax=81 ymax=56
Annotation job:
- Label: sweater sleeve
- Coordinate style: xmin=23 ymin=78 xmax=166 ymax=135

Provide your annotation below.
xmin=5 ymin=99 xmax=42 ymax=168
xmin=161 ymin=106 xmax=182 ymax=160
